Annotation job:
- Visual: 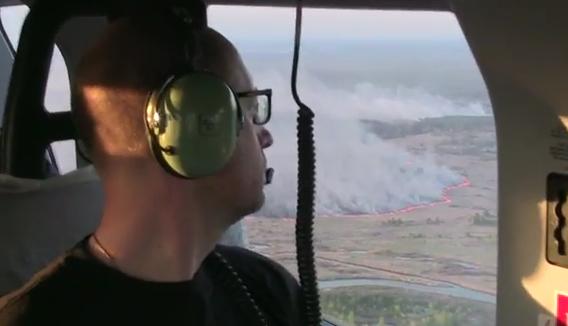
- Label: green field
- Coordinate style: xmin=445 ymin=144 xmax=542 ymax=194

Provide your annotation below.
xmin=321 ymin=286 xmax=495 ymax=326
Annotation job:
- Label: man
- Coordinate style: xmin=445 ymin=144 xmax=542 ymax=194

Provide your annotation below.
xmin=0 ymin=9 xmax=302 ymax=326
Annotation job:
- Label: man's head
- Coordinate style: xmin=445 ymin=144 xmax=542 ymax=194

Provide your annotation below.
xmin=72 ymin=12 xmax=273 ymax=227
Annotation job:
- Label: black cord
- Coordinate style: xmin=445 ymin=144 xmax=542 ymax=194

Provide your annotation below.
xmin=291 ymin=1 xmax=322 ymax=325
xmin=208 ymin=251 xmax=268 ymax=326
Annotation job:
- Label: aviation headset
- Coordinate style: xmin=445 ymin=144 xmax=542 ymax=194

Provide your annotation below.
xmin=144 ymin=7 xmax=244 ymax=179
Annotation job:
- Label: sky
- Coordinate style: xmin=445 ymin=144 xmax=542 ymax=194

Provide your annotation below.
xmin=1 ymin=5 xmax=463 ymax=42
xmin=208 ymin=6 xmax=464 ymax=42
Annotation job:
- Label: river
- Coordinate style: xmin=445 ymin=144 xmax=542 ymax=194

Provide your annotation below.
xmin=319 ymin=278 xmax=496 ymax=304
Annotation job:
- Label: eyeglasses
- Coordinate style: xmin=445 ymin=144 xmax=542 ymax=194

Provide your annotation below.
xmin=237 ymin=89 xmax=272 ymax=125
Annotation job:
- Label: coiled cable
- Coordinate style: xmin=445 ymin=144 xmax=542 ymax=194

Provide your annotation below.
xmin=291 ymin=1 xmax=322 ymax=325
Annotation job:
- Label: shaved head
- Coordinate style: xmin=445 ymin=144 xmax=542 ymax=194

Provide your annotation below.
xmin=72 ymin=10 xmax=272 ymax=226
xmin=72 ymin=13 xmax=252 ymax=165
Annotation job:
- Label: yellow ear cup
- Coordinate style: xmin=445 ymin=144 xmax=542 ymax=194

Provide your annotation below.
xmin=145 ymin=72 xmax=241 ymax=178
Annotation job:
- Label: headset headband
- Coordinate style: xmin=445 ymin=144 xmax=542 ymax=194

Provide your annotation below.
xmin=169 ymin=6 xmax=199 ymax=72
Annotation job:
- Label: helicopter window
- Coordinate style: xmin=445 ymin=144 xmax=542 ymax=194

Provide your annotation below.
xmin=0 ymin=5 xmax=71 ymax=112
xmin=1 ymin=5 xmax=76 ymax=174
xmin=210 ymin=6 xmax=497 ymax=325
xmin=49 ymin=140 xmax=77 ymax=174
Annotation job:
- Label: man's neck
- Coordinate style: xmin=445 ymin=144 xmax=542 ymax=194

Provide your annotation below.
xmin=90 ymin=198 xmax=225 ymax=282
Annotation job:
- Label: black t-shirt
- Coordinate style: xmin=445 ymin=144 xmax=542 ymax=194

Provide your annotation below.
xmin=0 ymin=239 xmax=303 ymax=325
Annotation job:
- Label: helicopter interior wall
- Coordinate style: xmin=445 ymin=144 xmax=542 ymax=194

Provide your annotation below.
xmin=452 ymin=0 xmax=568 ymax=324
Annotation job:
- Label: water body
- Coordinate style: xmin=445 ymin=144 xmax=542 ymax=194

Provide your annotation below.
xmin=319 ymin=278 xmax=496 ymax=304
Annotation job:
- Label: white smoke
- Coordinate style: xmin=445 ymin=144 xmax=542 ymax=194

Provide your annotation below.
xmin=253 ymin=69 xmax=477 ymax=217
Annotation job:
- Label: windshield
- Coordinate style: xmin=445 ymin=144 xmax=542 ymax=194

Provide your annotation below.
xmin=210 ymin=6 xmax=497 ymax=326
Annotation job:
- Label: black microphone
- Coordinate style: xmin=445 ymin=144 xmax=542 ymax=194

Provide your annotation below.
xmin=265 ymin=168 xmax=274 ymax=185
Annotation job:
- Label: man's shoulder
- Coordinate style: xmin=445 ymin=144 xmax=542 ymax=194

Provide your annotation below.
xmin=215 ymin=245 xmax=301 ymax=293
xmin=214 ymin=245 xmax=303 ymax=325
xmin=216 ymin=245 xmax=295 ymax=281
xmin=0 ymin=254 xmax=69 ymax=324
